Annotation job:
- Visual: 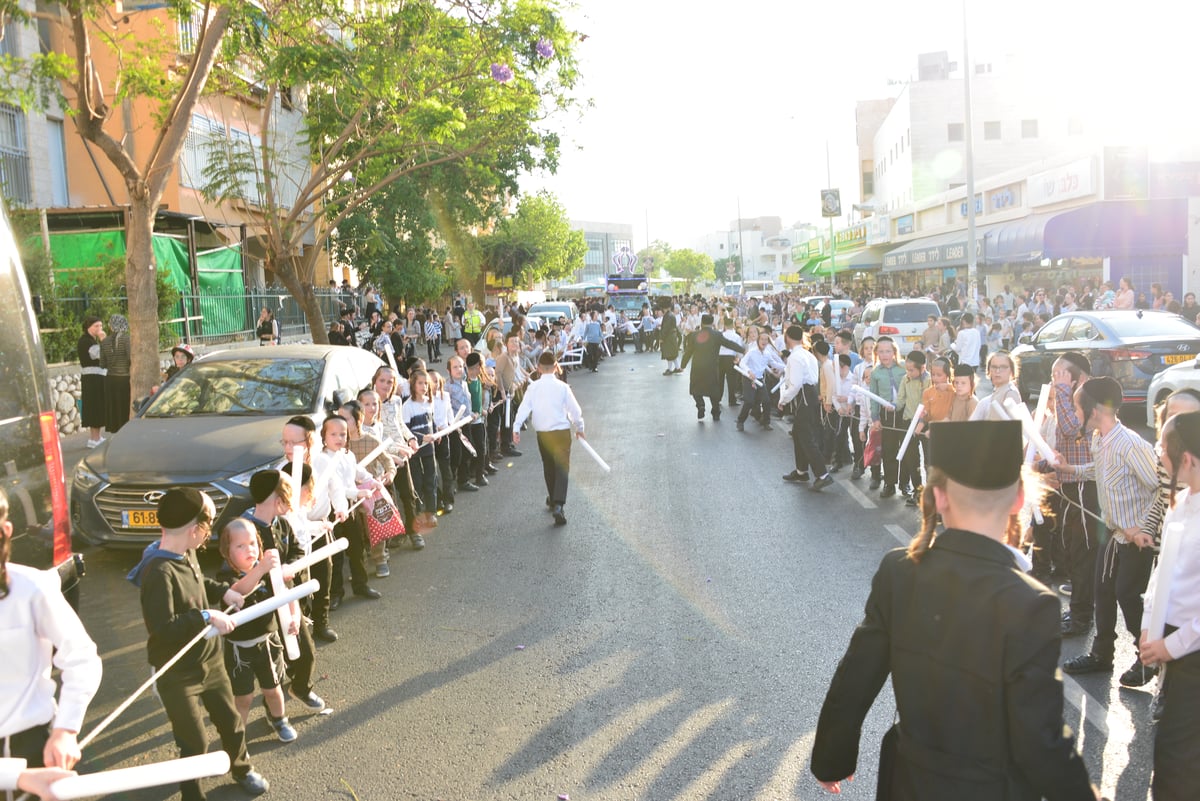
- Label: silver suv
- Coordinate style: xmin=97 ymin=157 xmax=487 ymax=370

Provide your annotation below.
xmin=855 ymin=298 xmax=942 ymax=357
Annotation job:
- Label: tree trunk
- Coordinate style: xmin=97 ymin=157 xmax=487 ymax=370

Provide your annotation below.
xmin=125 ymin=198 xmax=159 ymax=400
xmin=273 ymin=255 xmax=329 ymax=344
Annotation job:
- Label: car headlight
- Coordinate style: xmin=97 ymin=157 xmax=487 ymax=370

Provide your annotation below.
xmin=228 ymin=461 xmax=285 ymax=488
xmin=73 ymin=464 xmax=103 ymax=490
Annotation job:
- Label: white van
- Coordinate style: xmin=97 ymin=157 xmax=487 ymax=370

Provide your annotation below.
xmin=855 ymin=298 xmax=942 ymax=357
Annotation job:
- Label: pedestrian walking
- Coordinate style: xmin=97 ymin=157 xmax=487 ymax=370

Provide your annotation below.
xmin=680 ymin=313 xmax=745 ymax=422
xmin=779 ymin=325 xmax=833 ymax=491
xmin=512 ymin=352 xmax=586 ymax=526
xmin=811 ymin=420 xmax=1098 ymax=801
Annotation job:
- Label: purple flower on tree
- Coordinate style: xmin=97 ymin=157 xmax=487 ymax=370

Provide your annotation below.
xmin=535 ymin=38 xmax=554 ymax=59
xmin=490 ymin=63 xmax=514 ymax=83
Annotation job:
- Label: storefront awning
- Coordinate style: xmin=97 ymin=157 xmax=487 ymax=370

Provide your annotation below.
xmin=1043 ymin=199 xmax=1187 ymax=258
xmin=979 ymin=211 xmax=1061 ymax=265
xmin=806 ymin=246 xmax=888 ymax=276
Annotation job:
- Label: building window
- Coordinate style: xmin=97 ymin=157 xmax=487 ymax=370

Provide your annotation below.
xmin=48 ymin=118 xmax=68 ymax=206
xmin=947 ymin=122 xmax=964 ymax=142
xmin=863 ymin=171 xmax=874 ymax=195
xmin=984 ymin=120 xmax=1001 ymax=140
xmin=1021 ymin=119 xmax=1038 ymax=138
xmin=180 ymin=114 xmax=225 ymax=190
xmin=0 ymin=104 xmax=32 ymax=206
xmin=1068 ymin=116 xmax=1084 ymax=135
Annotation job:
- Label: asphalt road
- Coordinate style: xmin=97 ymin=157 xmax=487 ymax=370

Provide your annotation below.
xmin=64 ymin=351 xmax=1153 ymax=800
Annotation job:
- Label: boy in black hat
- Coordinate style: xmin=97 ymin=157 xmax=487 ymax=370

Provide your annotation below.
xmin=133 ymin=488 xmax=269 ymax=800
xmin=812 ymin=421 xmax=1097 ymax=801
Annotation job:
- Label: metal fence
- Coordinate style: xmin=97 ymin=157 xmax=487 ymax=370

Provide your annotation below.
xmin=46 ymin=287 xmax=356 ymax=347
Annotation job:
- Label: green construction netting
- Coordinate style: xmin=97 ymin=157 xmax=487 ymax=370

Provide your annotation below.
xmin=41 ymin=231 xmax=246 ymax=335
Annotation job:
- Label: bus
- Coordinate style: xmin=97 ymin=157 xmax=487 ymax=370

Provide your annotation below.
xmin=723 ymin=280 xmax=776 ymax=296
xmin=606 ymin=274 xmax=648 ymax=314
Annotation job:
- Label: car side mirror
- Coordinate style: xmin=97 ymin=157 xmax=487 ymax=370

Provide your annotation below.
xmin=1018 ymin=334 xmax=1033 ymax=346
xmin=327 ymin=388 xmax=352 ymax=411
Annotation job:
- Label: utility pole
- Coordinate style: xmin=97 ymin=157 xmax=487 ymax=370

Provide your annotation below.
xmin=737 ymin=196 xmax=745 ymax=285
xmin=827 ymin=141 xmax=836 ymax=288
xmin=963 ymin=0 xmax=978 ymax=306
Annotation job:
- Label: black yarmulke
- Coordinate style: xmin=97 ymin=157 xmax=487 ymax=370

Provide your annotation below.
xmin=249 ymin=470 xmax=282 ymax=504
xmin=157 ymin=487 xmax=207 ymax=529
xmin=928 ymin=420 xmax=1023 ymax=489
xmin=953 ymin=363 xmax=975 ymax=378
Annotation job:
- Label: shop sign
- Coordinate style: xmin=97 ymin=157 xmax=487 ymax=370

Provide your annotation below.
xmin=791 ymin=244 xmax=808 ymax=261
xmin=882 ymin=237 xmax=982 ymax=270
xmin=1028 ymin=157 xmax=1095 ymax=207
xmin=958 ymin=195 xmax=983 ymax=217
xmin=866 ymin=213 xmax=890 ymax=246
xmin=896 ymin=214 xmax=914 ymax=236
xmin=834 ymin=223 xmax=867 ymax=250
xmin=807 ymin=238 xmax=826 ymax=257
xmin=1150 ymin=162 xmax=1200 ymax=198
xmin=988 ymin=184 xmax=1021 ymax=211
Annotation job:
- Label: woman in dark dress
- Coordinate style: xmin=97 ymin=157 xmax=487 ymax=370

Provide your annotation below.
xmin=98 ymin=313 xmax=132 ymax=434
xmin=660 ymin=307 xmax=682 ymax=375
xmin=77 ymin=316 xmax=106 ymax=448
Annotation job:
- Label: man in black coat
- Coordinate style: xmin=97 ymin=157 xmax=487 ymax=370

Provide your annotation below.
xmin=812 ymin=420 xmax=1097 ymax=801
xmin=680 ymin=313 xmax=744 ymax=421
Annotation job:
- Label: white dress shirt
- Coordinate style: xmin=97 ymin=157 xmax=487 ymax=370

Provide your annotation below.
xmin=779 ymin=346 xmax=819 ymax=405
xmin=969 ymin=382 xmax=1022 ymax=421
xmin=952 ymin=326 xmax=981 ymax=367
xmin=740 ymin=345 xmax=785 ymax=380
xmin=512 ymin=374 xmax=584 ymax=434
xmin=719 ymin=330 xmax=744 ymax=358
xmin=1141 ymin=487 xmax=1200 ymax=659
xmin=0 ymin=564 xmax=101 ymax=738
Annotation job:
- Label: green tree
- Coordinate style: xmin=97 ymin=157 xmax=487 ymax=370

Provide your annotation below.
xmin=479 ymin=191 xmax=585 ymax=287
xmin=636 ymin=239 xmax=672 ymax=277
xmin=200 ymin=0 xmax=582 ymax=342
xmin=664 ymin=248 xmax=714 ymax=294
xmin=713 ymin=255 xmax=740 ymax=283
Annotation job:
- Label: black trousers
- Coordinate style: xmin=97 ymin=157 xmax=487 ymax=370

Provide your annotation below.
xmin=790 ymin=385 xmax=826 ymax=476
xmin=851 ymin=414 xmax=866 ymax=471
xmin=1154 ymin=635 xmax=1200 ymax=801
xmin=283 ymin=613 xmax=317 ymax=695
xmin=824 ymin=413 xmax=854 ymax=467
xmin=3 ymin=722 xmax=48 ymax=766
xmin=1091 ymin=537 xmax=1155 ymax=662
xmin=157 ymin=669 xmax=253 ymax=801
xmin=737 ymin=376 xmax=769 ymax=423
xmin=436 ymin=436 xmax=456 ymax=505
xmin=468 ymin=422 xmax=487 ymax=481
xmin=329 ymin=514 xmax=370 ymax=598
xmin=692 ymin=392 xmax=722 ymax=418
xmin=719 ymin=355 xmax=739 ymax=404
xmin=308 ymin=551 xmax=332 ymax=630
xmin=537 ymin=429 xmax=572 ymax=506
xmin=879 ymin=408 xmax=902 ymax=487
xmin=1056 ymin=482 xmax=1100 ymax=625
xmin=392 ymin=462 xmax=418 ymax=530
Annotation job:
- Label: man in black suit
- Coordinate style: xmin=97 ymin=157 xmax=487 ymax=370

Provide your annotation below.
xmin=680 ymin=313 xmax=744 ymax=421
xmin=812 ymin=420 xmax=1098 ymax=801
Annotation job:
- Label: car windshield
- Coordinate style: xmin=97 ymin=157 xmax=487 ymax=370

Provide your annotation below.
xmin=143 ymin=358 xmax=324 ymax=417
xmin=883 ymin=303 xmax=940 ymax=323
xmin=1103 ymin=315 xmax=1200 ymax=338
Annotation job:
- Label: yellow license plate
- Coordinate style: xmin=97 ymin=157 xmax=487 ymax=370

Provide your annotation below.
xmin=122 ymin=509 xmax=159 ymax=528
xmin=1163 ymin=354 xmax=1194 ymax=365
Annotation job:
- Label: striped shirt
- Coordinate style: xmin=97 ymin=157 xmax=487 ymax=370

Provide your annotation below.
xmin=424 ymin=320 xmax=442 ymax=341
xmin=1051 ymin=383 xmax=1094 ymax=483
xmin=1092 ymin=421 xmax=1159 ymax=535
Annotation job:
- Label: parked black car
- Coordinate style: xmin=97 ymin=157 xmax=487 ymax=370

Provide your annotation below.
xmin=1011 ymin=309 xmax=1200 ymax=403
xmin=71 ymin=344 xmax=383 ymax=548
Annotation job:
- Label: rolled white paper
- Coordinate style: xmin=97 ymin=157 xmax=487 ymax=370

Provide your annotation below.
xmin=290 ymin=445 xmax=305 ymax=492
xmin=428 ymin=414 xmax=474 ymax=442
xmin=206 ymin=579 xmax=319 ymax=639
xmin=1002 ymin=398 xmax=1057 ymax=465
xmin=1025 ymin=385 xmax=1052 ymax=465
xmin=505 ymin=396 xmax=512 ymax=427
xmin=850 ymin=385 xmax=896 ymax=410
xmin=268 ymin=559 xmax=300 ymax=661
xmin=896 ymin=403 xmax=924 ymax=462
xmin=51 ymin=752 xmax=231 ymax=800
xmin=384 ymin=341 xmax=399 ymax=374
xmin=577 ymin=437 xmax=611 ymax=473
xmin=458 ymin=430 xmax=477 ymax=457
xmin=356 ymin=438 xmax=393 ymax=470
xmin=734 ymin=363 xmax=762 ymax=388
xmin=286 ymin=537 xmax=350 ymax=575
xmin=1147 ymin=521 xmax=1184 ymax=640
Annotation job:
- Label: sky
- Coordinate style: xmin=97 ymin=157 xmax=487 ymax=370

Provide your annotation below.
xmin=524 ymin=0 xmax=1199 ymax=250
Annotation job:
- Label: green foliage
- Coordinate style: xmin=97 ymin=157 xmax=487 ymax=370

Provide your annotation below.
xmin=636 ymin=240 xmax=673 ymax=277
xmin=479 ymin=190 xmax=584 ymax=285
xmin=11 ymin=212 xmax=180 ymax=362
xmin=664 ymin=248 xmax=714 ymax=293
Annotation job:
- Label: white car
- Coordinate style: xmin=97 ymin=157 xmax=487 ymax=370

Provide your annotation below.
xmin=854 ymin=298 xmax=942 ymax=357
xmin=1145 ymin=355 xmax=1200 ymax=427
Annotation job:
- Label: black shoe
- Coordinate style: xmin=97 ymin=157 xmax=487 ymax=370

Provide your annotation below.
xmin=697 ymin=409 xmax=705 ymax=420
xmin=810 ymin=474 xmax=834 ymax=491
xmin=410 ymin=533 xmax=425 ymax=549
xmin=1119 ymin=659 xmax=1159 ymax=687
xmin=353 ymin=587 xmax=382 ymax=600
xmin=235 ymin=770 xmax=270 ymax=796
xmin=288 ymin=687 xmax=327 ymax=711
xmin=736 ymin=421 xmax=745 ymax=432
xmin=552 ymin=505 xmax=567 ymax=525
xmin=443 ymin=503 xmax=454 ymax=513
xmin=459 ymin=482 xmax=480 ymax=492
xmin=782 ymin=470 xmax=810 ymax=483
xmin=712 ymin=412 xmax=721 ymax=421
xmin=1061 ymin=619 xmax=1090 ymax=638
xmin=485 ymin=464 xmax=499 ymax=475
xmin=904 ymin=492 xmax=919 ymax=507
xmin=1062 ymin=653 xmax=1113 ymax=675
xmin=851 ymin=466 xmax=864 ymax=480
xmin=869 ymin=476 xmax=881 ymax=490
xmin=329 ymin=594 xmax=343 ymax=611
xmin=313 ymin=626 xmax=339 ymax=643
xmin=504 ymin=449 xmax=523 ymax=457
xmin=879 ymin=484 xmax=896 ymax=499
xmin=663 ymin=370 xmax=673 ymax=376
xmin=829 ymin=463 xmax=842 ymax=473
xmin=476 ymin=476 xmax=489 ymax=486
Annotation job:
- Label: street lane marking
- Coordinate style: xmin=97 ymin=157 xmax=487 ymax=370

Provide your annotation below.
xmin=885 ymin=524 xmax=909 ymax=545
xmin=1061 ymin=675 xmax=1110 ymax=737
xmin=843 ymin=482 xmax=877 ymax=509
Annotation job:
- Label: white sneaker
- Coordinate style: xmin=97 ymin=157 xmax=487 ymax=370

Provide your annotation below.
xmin=86 ymin=438 xmax=105 ymax=449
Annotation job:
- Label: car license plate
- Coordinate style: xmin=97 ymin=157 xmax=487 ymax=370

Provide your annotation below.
xmin=906 ymin=336 xmax=921 ymax=344
xmin=1163 ymin=354 xmax=1194 ymax=365
xmin=122 ymin=509 xmax=159 ymax=528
